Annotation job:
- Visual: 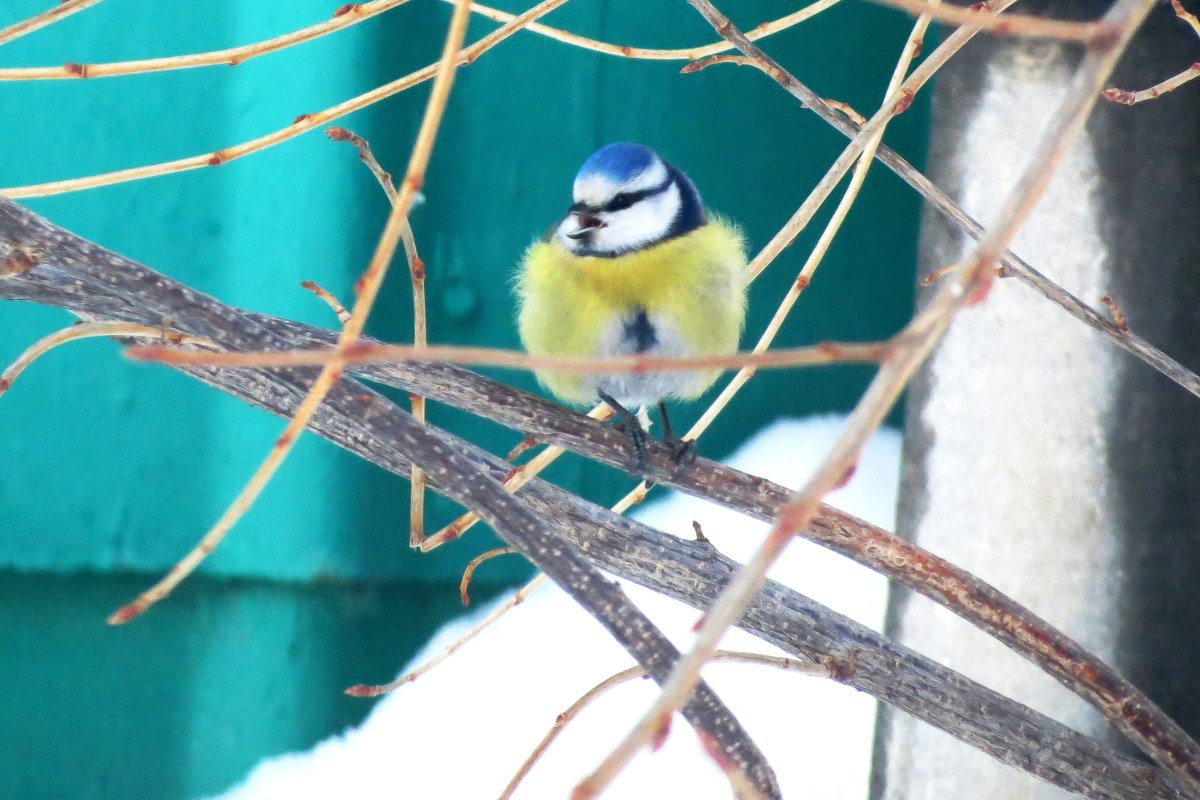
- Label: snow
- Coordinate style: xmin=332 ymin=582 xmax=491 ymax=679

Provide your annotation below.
xmin=213 ymin=415 xmax=901 ymax=799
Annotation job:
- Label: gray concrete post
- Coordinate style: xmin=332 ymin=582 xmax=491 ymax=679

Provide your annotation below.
xmin=873 ymin=4 xmax=1200 ymax=797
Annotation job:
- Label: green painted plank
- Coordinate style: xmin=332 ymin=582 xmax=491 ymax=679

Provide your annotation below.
xmin=0 ymin=569 xmax=480 ymax=799
xmin=0 ymin=0 xmax=924 ymax=580
xmin=0 ymin=2 xmax=925 ymax=795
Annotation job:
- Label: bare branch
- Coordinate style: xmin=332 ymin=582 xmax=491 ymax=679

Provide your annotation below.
xmin=459 ymin=547 xmax=517 ymax=606
xmin=0 ymin=196 xmax=1190 ymax=800
xmin=583 ymin=0 xmax=1183 ymax=793
xmin=347 ymin=575 xmax=546 ymax=697
xmin=0 ymin=0 xmax=839 ymax=81
xmin=326 ymin=126 xmax=398 ymax=200
xmin=501 ymin=653 xmax=831 ymax=800
xmin=423 ymin=404 xmax=612 ymax=552
xmin=126 ymin=338 xmax=886 ymax=373
xmin=0 ymin=0 xmax=103 ymax=48
xmin=0 ymin=0 xmax=571 ymax=199
xmin=675 ymin=0 xmax=1200 ymax=405
xmin=1173 ymin=0 xmax=1200 ymax=38
xmin=103 ymin=0 xmax=478 ymax=627
xmin=0 ymin=321 xmax=209 ymax=397
xmin=299 ymin=280 xmax=351 ymax=325
xmin=0 ymin=0 xmax=410 ymax=80
xmin=1104 ymin=62 xmax=1200 ymax=105
xmin=326 ymin=124 xmax=430 ymax=547
xmin=441 ymin=0 xmax=841 ymax=60
xmin=862 ymin=0 xmax=1103 ymax=41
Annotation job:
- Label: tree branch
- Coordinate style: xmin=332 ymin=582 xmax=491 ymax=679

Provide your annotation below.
xmin=0 ymin=198 xmax=1189 ymax=799
xmin=683 ymin=0 xmax=1200 ymax=404
xmin=0 ymin=202 xmax=779 ymax=797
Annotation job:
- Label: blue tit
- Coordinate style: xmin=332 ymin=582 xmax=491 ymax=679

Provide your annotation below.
xmin=516 ymin=142 xmax=747 ymax=470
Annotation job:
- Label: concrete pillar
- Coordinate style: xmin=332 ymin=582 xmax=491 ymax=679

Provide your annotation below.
xmin=874 ymin=3 xmax=1200 ymax=797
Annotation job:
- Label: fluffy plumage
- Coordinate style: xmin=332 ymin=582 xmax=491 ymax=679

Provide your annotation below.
xmin=516 ymin=143 xmax=747 ymax=410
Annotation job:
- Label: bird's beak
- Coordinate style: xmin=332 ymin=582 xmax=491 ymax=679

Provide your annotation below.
xmin=565 ymin=210 xmax=605 ymax=240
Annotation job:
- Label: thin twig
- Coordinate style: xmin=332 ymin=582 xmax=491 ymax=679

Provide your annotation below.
xmin=822 ymin=98 xmax=869 ymax=126
xmin=326 ymin=125 xmax=430 ymax=547
xmin=0 ymin=0 xmax=103 ymax=48
xmin=863 ymin=0 xmax=1101 ymax=41
xmin=326 ymin=126 xmax=398 ymax=200
xmin=1103 ymin=62 xmax=1200 ymax=105
xmin=685 ymin=0 xmax=943 ymax=446
xmin=1102 ymin=0 xmax=1200 ymax=103
xmin=403 ymin=231 xmax=428 ymax=548
xmin=300 ymin=280 xmax=351 ymax=325
xmin=459 ymin=546 xmax=517 ymax=606
xmin=500 ymin=653 xmax=830 ymax=800
xmin=409 ymin=399 xmax=429 ymax=544
xmin=441 ymin=0 xmax=841 ymax=60
xmin=106 ymin=0 xmax=478 ymax=625
xmin=0 ymin=0 xmax=411 ymax=80
xmin=0 ymin=0 xmax=834 ymax=80
xmin=680 ymin=53 xmax=757 ymax=73
xmin=0 ymin=322 xmax=210 ymax=398
xmin=1172 ymin=0 xmax=1200 ymax=38
xmin=422 ymin=405 xmax=613 ymax=553
xmin=1100 ymin=295 xmax=1130 ymax=333
xmin=0 ymin=0 xmax=571 ymax=199
xmin=127 ymin=340 xmax=887 ymax=373
xmin=348 ymin=574 xmax=547 ymax=697
xmin=575 ymin=0 xmax=1163 ymax=795
xmin=918 ymin=262 xmax=957 ymax=286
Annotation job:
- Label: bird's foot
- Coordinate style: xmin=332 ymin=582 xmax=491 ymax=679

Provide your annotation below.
xmin=664 ymin=435 xmax=697 ymax=467
xmin=599 ymin=391 xmax=650 ymax=478
xmin=656 ymin=401 xmax=696 ymax=474
xmin=616 ymin=418 xmax=650 ymax=478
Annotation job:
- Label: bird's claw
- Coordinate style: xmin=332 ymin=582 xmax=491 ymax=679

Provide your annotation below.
xmin=665 ymin=436 xmax=697 ymax=467
xmin=599 ymin=391 xmax=651 ymax=478
xmin=612 ymin=415 xmax=650 ymax=478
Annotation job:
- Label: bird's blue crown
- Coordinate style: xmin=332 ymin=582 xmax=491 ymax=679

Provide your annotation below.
xmin=575 ymin=142 xmax=659 ymax=183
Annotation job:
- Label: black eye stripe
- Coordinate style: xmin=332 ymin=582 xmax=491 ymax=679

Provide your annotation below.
xmin=601 ymin=176 xmax=673 ymax=212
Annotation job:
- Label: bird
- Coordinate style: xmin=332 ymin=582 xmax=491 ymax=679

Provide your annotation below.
xmin=516 ymin=142 xmax=747 ymax=473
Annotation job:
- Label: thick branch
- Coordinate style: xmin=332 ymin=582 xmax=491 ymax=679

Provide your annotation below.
xmin=0 ymin=200 xmax=1188 ymax=799
xmin=0 ymin=201 xmax=779 ymax=798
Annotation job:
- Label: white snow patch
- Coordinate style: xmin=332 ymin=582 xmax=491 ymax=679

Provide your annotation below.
xmin=213 ymin=415 xmax=901 ymax=800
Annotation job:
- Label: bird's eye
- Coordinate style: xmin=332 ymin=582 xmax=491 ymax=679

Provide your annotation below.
xmin=606 ymin=193 xmax=636 ymax=211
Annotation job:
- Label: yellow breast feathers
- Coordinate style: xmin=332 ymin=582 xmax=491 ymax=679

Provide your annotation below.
xmin=516 ymin=220 xmax=747 ymax=406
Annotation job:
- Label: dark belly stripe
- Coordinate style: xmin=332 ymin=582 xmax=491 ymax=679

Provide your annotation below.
xmin=623 ymin=308 xmax=658 ymax=354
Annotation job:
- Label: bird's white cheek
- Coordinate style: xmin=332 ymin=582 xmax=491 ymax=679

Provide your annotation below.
xmin=591 ymin=188 xmax=680 ymax=253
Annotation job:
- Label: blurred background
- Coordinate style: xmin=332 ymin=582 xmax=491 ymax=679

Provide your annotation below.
xmin=0 ymin=1 xmax=926 ymax=797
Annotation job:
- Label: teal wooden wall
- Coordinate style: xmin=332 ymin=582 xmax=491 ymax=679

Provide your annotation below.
xmin=0 ymin=1 xmax=925 ymax=796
